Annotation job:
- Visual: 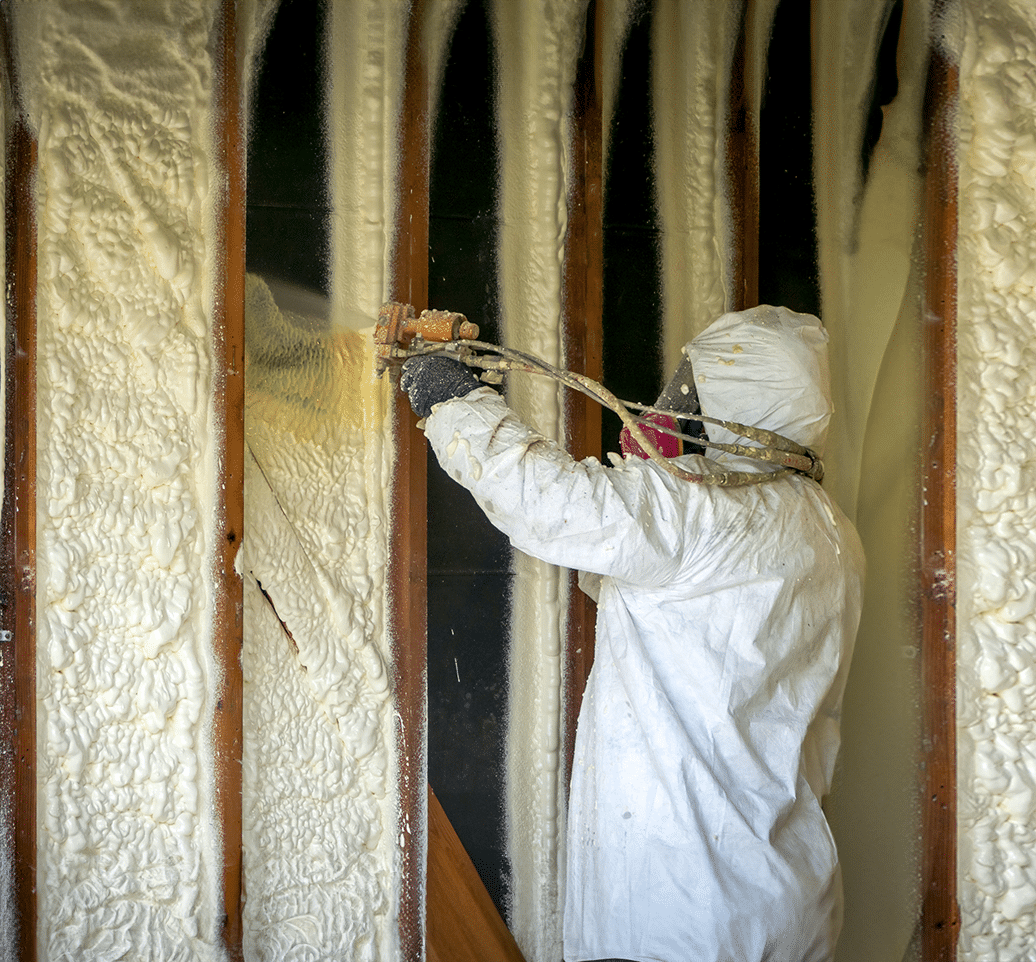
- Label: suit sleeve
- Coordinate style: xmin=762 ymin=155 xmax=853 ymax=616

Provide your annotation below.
xmin=422 ymin=388 xmax=689 ymax=586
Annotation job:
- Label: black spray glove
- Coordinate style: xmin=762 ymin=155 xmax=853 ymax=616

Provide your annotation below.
xmin=400 ymin=354 xmax=483 ymax=418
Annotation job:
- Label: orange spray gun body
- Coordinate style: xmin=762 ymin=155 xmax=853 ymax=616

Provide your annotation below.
xmin=375 ymin=302 xmax=479 ymax=376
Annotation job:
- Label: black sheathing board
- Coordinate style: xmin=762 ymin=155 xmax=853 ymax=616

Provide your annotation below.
xmin=246 ymin=0 xmax=330 ymax=296
xmin=759 ymin=0 xmax=820 ymax=317
xmin=427 ymin=0 xmax=512 ymax=918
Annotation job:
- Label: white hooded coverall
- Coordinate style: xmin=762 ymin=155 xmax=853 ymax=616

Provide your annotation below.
xmin=421 ymin=307 xmax=865 ymax=962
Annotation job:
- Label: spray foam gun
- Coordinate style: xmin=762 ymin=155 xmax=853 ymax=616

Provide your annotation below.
xmin=374 ymin=302 xmax=823 ymax=488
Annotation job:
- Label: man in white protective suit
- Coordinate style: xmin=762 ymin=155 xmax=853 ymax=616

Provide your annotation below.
xmin=399 ymin=305 xmax=864 ymax=962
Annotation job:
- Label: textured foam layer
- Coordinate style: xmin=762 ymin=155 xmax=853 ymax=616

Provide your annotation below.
xmin=957 ymin=1 xmax=1036 ymax=956
xmin=241 ymin=276 xmax=396 ymax=959
xmin=24 ymin=1 xmax=224 ymax=956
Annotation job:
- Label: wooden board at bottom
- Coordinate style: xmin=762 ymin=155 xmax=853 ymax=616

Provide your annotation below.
xmin=427 ymin=787 xmax=527 ymax=962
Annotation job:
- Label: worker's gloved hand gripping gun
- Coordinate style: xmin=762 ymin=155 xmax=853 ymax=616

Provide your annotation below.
xmin=376 ymin=301 xmax=824 ymax=488
xmin=399 ymin=354 xmax=483 ymax=418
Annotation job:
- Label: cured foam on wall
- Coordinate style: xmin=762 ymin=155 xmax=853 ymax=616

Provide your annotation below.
xmin=957 ymin=1 xmax=1036 ymax=955
xmin=236 ymin=2 xmax=406 ymax=954
xmin=488 ymin=2 xmax=587 ymax=957
xmin=810 ymin=2 xmax=931 ymax=959
xmin=240 ymin=276 xmax=396 ymax=959
xmin=327 ymin=0 xmax=407 ymax=334
xmin=651 ymin=0 xmax=741 ymax=365
xmin=18 ymin=0 xmax=225 ymax=956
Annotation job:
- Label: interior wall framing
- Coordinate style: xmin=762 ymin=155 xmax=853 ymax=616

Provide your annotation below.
xmin=0 ymin=1 xmax=966 ymax=960
xmin=920 ymin=22 xmax=959 ymax=961
xmin=391 ymin=0 xmax=431 ymax=956
xmin=1 ymin=8 xmax=38 ymax=957
xmin=212 ymin=1 xmax=247 ymax=957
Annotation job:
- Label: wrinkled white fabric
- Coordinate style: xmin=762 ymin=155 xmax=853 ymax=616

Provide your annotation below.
xmin=422 ymin=308 xmax=864 ymax=962
xmin=688 ymin=304 xmax=834 ymax=461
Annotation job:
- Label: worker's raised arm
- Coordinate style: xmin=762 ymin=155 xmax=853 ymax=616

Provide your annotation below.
xmin=401 ymin=355 xmax=686 ymax=585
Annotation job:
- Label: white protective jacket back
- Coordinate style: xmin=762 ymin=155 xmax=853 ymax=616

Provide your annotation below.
xmin=422 ymin=306 xmax=865 ymax=962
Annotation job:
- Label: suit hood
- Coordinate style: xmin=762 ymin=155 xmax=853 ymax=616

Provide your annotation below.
xmin=685 ymin=306 xmax=833 ymax=465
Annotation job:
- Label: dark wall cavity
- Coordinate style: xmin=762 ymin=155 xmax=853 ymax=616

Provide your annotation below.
xmin=246 ymin=0 xmax=330 ymax=295
xmin=426 ymin=0 xmax=512 ymax=919
xmin=602 ymin=3 xmax=664 ymax=456
xmin=759 ymin=0 xmax=819 ymax=317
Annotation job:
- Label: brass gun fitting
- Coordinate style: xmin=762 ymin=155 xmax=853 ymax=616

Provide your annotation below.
xmin=375 ymin=302 xmax=479 ymax=376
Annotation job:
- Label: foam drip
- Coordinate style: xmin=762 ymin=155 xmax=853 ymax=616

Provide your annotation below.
xmin=327 ymin=0 xmax=407 ymax=333
xmin=957 ymin=1 xmax=1036 ymax=955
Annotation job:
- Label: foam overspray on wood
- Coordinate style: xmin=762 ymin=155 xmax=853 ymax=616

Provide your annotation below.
xmin=651 ymin=0 xmax=742 ymax=362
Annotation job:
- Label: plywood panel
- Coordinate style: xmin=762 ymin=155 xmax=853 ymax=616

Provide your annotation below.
xmin=427 ymin=788 xmax=526 ymax=962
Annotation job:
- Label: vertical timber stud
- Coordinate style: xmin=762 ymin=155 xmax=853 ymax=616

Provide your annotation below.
xmin=0 ymin=13 xmax=38 ymax=959
xmin=213 ymin=0 xmax=246 ymax=957
xmin=727 ymin=0 xmax=759 ymax=312
xmin=562 ymin=0 xmax=604 ymax=785
xmin=391 ymin=2 xmax=430 ymax=958
xmin=920 ymin=25 xmax=959 ymax=962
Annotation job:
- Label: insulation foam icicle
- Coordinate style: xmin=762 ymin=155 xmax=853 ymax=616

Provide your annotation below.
xmin=20 ymin=1 xmax=225 ymax=956
xmin=810 ymin=2 xmax=932 ymax=959
xmin=424 ymin=0 xmax=467 ymax=130
xmin=489 ymin=1 xmax=587 ymax=958
xmin=327 ymin=0 xmax=407 ymax=335
xmin=237 ymin=0 xmax=281 ymax=141
xmin=957 ymin=1 xmax=1036 ymax=955
xmin=651 ymin=0 xmax=741 ymax=368
xmin=600 ymin=0 xmax=637 ymax=171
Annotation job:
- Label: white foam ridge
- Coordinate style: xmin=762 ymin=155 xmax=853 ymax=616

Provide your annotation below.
xmin=652 ymin=0 xmax=741 ymax=366
xmin=22 ymin=0 xmax=224 ymax=956
xmin=489 ymin=3 xmax=588 ymax=958
xmin=957 ymin=1 xmax=1036 ymax=956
